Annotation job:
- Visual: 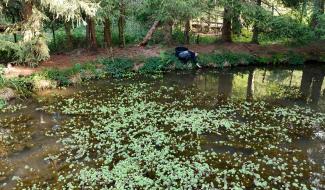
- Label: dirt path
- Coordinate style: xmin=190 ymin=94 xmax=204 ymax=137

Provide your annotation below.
xmin=4 ymin=42 xmax=324 ymax=78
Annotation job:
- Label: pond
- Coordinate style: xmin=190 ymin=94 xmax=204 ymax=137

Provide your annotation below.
xmin=0 ymin=64 xmax=325 ymax=189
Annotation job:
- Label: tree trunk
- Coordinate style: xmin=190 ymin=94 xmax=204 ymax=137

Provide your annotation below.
xmin=104 ymin=17 xmax=112 ymax=48
xmin=22 ymin=1 xmax=33 ymax=42
xmin=139 ymin=20 xmax=160 ymax=46
xmin=184 ymin=19 xmax=191 ymax=44
xmin=87 ymin=17 xmax=97 ymax=51
xmin=311 ymin=0 xmax=324 ymax=29
xmin=251 ymin=0 xmax=262 ymax=44
xmin=64 ymin=22 xmax=73 ymax=50
xmin=11 ymin=15 xmax=17 ymax=42
xmin=51 ymin=22 xmax=56 ymax=46
xmin=207 ymin=13 xmax=211 ymax=32
xmin=221 ymin=6 xmax=232 ymax=42
xmin=164 ymin=20 xmax=173 ymax=45
xmin=118 ymin=0 xmax=126 ymax=48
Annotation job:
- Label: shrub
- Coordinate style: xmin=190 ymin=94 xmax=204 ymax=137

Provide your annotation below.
xmin=315 ymin=14 xmax=325 ymax=40
xmin=263 ymin=15 xmax=314 ymax=44
xmin=0 ymin=98 xmax=6 ymax=109
xmin=0 ymin=40 xmax=20 ymax=64
xmin=0 ymin=65 xmax=31 ymax=97
xmin=100 ymin=58 xmax=134 ymax=78
xmin=0 ymin=65 xmax=5 ymax=87
xmin=139 ymin=57 xmax=165 ymax=74
xmin=30 ymin=74 xmax=58 ymax=90
xmin=255 ymin=56 xmax=273 ymax=64
xmin=0 ymin=37 xmax=49 ymax=67
xmin=200 ymin=52 xmax=255 ymax=67
xmin=286 ymin=52 xmax=305 ymax=65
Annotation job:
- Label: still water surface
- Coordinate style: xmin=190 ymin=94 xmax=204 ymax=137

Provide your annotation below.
xmin=0 ymin=64 xmax=324 ymax=189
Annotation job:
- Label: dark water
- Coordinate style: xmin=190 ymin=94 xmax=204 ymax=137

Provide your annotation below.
xmin=0 ymin=64 xmax=324 ymax=188
xmin=164 ymin=64 xmax=325 ymax=112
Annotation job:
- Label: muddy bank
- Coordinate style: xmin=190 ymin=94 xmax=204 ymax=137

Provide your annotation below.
xmin=3 ymin=42 xmax=325 ymax=78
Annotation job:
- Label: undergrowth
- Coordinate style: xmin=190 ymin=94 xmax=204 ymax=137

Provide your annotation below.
xmin=0 ymin=50 xmax=308 ymax=99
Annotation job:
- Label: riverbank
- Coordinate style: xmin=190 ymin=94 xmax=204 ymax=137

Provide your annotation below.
xmin=3 ymin=42 xmax=325 ymax=78
xmin=1 ymin=43 xmax=324 ymax=104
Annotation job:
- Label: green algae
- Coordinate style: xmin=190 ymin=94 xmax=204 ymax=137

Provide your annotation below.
xmin=15 ymin=81 xmax=324 ymax=190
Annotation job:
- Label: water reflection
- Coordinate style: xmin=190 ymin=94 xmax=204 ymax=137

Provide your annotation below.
xmin=218 ymin=70 xmax=234 ymax=99
xmin=300 ymin=64 xmax=325 ymax=105
xmin=186 ymin=65 xmax=325 ymax=111
xmin=246 ymin=68 xmax=254 ymax=101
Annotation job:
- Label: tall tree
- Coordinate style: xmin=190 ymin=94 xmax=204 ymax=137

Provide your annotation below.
xmin=134 ymin=0 xmax=204 ymax=46
xmin=104 ymin=17 xmax=112 ymax=48
xmin=99 ymin=0 xmax=118 ymax=49
xmin=1 ymin=0 xmax=98 ymax=64
xmin=118 ymin=0 xmax=126 ymax=47
xmin=86 ymin=16 xmax=97 ymax=50
xmin=64 ymin=21 xmax=73 ymax=50
xmin=311 ymin=0 xmax=325 ymax=29
xmin=221 ymin=5 xmax=232 ymax=42
xmin=184 ymin=19 xmax=191 ymax=44
xmin=251 ymin=0 xmax=262 ymax=44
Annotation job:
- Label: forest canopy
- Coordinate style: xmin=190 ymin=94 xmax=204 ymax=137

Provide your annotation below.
xmin=0 ymin=0 xmax=324 ymax=66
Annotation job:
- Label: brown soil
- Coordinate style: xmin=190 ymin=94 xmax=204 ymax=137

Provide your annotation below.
xmin=4 ymin=42 xmax=325 ymax=78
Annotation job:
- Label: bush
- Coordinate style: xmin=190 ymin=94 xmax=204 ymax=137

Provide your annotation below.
xmin=0 ymin=98 xmax=6 ymax=109
xmin=100 ymin=58 xmax=134 ymax=78
xmin=38 ymin=63 xmax=103 ymax=86
xmin=200 ymin=52 xmax=255 ymax=67
xmin=43 ymin=69 xmax=70 ymax=86
xmin=0 ymin=40 xmax=20 ymax=64
xmin=0 ymin=36 xmax=49 ymax=67
xmin=139 ymin=57 xmax=165 ymax=74
xmin=263 ymin=16 xmax=314 ymax=44
xmin=286 ymin=52 xmax=305 ymax=65
xmin=0 ymin=65 xmax=31 ymax=96
xmin=315 ymin=14 xmax=325 ymax=40
xmin=267 ymin=52 xmax=305 ymax=65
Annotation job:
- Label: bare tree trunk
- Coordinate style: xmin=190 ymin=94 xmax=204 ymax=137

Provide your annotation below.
xmin=87 ymin=17 xmax=97 ymax=51
xmin=11 ymin=15 xmax=17 ymax=42
xmin=221 ymin=6 xmax=232 ymax=42
xmin=139 ymin=20 xmax=160 ymax=46
xmin=164 ymin=20 xmax=173 ymax=45
xmin=184 ymin=19 xmax=191 ymax=44
xmin=118 ymin=0 xmax=126 ymax=48
xmin=64 ymin=22 xmax=73 ymax=50
xmin=251 ymin=0 xmax=262 ymax=44
xmin=104 ymin=17 xmax=112 ymax=48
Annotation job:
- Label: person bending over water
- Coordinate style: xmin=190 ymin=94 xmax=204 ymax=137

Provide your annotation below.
xmin=175 ymin=47 xmax=202 ymax=68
